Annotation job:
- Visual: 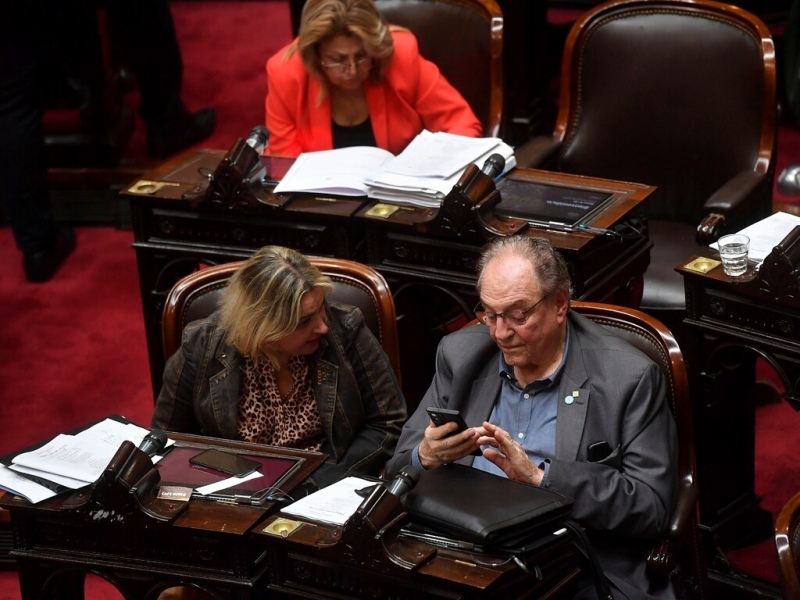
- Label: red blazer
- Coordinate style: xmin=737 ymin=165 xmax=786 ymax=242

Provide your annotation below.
xmin=265 ymin=30 xmax=482 ymax=157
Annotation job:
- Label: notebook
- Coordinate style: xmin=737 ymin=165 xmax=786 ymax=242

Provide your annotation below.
xmin=494 ymin=177 xmax=614 ymax=230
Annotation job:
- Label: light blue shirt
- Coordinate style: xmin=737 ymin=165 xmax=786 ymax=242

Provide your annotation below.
xmin=412 ymin=324 xmax=571 ymax=482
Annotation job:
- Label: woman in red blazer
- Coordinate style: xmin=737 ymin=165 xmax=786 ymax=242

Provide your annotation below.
xmin=265 ymin=0 xmax=482 ymax=157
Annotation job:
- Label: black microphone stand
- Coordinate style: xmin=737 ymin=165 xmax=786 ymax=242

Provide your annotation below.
xmin=61 ymin=439 xmax=187 ymax=523
xmin=333 ymin=483 xmax=436 ymax=572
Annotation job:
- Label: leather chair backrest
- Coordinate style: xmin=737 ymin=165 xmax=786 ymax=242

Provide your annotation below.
xmin=162 ymin=258 xmax=401 ymax=384
xmin=375 ymin=0 xmax=504 ymax=138
xmin=555 ymin=0 xmax=775 ymax=224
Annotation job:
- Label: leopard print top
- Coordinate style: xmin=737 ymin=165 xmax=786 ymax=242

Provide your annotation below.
xmin=236 ymin=355 xmax=325 ymax=451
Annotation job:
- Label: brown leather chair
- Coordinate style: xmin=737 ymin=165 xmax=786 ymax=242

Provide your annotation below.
xmin=374 ymin=0 xmax=504 ymax=138
xmin=161 ymin=257 xmax=402 ymax=386
xmin=775 ymin=490 xmax=800 ymax=599
xmin=570 ymin=301 xmax=707 ymax=599
xmin=518 ymin=0 xmax=777 ymax=331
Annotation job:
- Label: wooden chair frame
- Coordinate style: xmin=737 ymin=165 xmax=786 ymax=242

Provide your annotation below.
xmin=776 ymin=490 xmax=800 ymax=599
xmin=570 ymin=301 xmax=706 ymax=599
xmin=161 ymin=257 xmax=401 ymax=385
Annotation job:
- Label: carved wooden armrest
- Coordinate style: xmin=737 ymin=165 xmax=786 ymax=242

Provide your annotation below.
xmin=696 ymin=213 xmax=726 ymax=244
xmin=646 ymin=539 xmax=676 ymax=582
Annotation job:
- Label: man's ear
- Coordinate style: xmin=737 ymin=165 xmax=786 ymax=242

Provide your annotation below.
xmin=554 ymin=290 xmax=570 ymax=319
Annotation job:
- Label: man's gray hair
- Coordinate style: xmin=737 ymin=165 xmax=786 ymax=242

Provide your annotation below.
xmin=476 ymin=236 xmax=572 ymax=297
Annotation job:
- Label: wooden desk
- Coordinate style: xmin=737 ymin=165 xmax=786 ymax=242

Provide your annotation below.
xmin=0 ymin=432 xmax=579 ymax=599
xmin=677 ymin=235 xmax=800 ymax=555
xmin=123 ymin=149 xmax=654 ymax=403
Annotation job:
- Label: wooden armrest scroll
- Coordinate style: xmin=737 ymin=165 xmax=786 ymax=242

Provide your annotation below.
xmin=61 ymin=441 xmax=187 ymax=523
xmin=414 ymin=164 xmax=527 ymax=241
xmin=339 ymin=485 xmax=435 ymax=572
xmin=696 ymin=213 xmax=726 ymax=244
xmin=183 ymin=138 xmax=281 ymax=212
xmin=743 ymin=225 xmax=800 ymax=303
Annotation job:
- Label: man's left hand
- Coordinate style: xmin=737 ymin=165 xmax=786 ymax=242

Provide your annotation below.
xmin=479 ymin=422 xmax=544 ymax=486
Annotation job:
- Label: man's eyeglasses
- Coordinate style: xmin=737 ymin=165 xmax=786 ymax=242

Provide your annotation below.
xmin=474 ymin=294 xmax=551 ymax=327
xmin=319 ymin=57 xmax=372 ymax=75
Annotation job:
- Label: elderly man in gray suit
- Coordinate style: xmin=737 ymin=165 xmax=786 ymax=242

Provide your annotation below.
xmin=385 ymin=235 xmax=677 ymax=600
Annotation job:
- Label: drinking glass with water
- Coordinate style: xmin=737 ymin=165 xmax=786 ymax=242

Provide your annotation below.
xmin=718 ymin=234 xmax=750 ymax=276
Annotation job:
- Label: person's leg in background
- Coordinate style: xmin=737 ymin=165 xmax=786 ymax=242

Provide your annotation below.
xmin=0 ymin=3 xmax=76 ymax=283
xmin=103 ymin=0 xmax=216 ymax=160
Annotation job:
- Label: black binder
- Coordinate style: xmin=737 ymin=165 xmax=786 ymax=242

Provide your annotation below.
xmin=403 ymin=463 xmax=573 ymax=553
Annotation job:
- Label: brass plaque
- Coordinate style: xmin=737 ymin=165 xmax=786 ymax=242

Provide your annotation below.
xmin=263 ymin=518 xmax=303 ymax=538
xmin=365 ymin=203 xmax=401 ymax=218
xmin=684 ymin=257 xmax=721 ymax=274
xmin=127 ymin=180 xmax=180 ymax=195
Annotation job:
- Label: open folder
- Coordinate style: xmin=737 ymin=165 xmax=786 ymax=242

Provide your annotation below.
xmin=273 ymin=131 xmax=515 ymax=207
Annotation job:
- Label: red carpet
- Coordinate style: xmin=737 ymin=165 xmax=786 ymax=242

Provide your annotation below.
xmin=2 ymin=2 xmax=800 ymax=598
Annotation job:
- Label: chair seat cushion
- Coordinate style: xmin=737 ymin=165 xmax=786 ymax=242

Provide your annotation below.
xmin=640 ymin=220 xmax=699 ymax=312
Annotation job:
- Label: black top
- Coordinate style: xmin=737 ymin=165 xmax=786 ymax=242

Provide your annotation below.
xmin=332 ymin=117 xmax=377 ymax=149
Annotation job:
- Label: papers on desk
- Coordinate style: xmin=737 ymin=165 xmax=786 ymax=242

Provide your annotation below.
xmin=279 ymin=476 xmax=377 ymax=526
xmin=274 ymin=146 xmax=394 ymax=197
xmin=710 ymin=211 xmax=800 ymax=262
xmin=366 ymin=131 xmax=516 ymax=208
xmin=0 ymin=418 xmax=168 ymax=504
xmin=273 ymin=131 xmax=515 ymax=208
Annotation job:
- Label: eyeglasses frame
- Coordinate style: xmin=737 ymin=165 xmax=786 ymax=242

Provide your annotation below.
xmin=474 ymin=293 xmax=552 ymax=327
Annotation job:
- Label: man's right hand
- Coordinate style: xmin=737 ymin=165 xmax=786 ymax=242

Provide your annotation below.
xmin=418 ymin=421 xmax=483 ymax=469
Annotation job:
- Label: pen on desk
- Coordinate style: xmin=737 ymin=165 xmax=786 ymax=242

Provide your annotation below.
xmin=527 ymin=221 xmax=573 ymax=233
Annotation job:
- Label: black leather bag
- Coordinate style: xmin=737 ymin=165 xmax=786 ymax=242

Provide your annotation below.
xmin=403 ymin=463 xmax=573 ymax=553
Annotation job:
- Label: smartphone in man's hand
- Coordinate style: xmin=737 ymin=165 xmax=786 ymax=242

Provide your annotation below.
xmin=426 ymin=407 xmax=482 ymax=456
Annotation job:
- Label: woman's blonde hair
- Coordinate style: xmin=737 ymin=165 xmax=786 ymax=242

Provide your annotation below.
xmin=219 ymin=246 xmax=333 ymax=368
xmin=288 ymin=0 xmax=395 ymax=99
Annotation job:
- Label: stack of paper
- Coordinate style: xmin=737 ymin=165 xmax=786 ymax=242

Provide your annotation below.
xmin=272 ymin=131 xmax=515 ymax=208
xmin=0 ymin=418 xmax=162 ymax=504
xmin=274 ymin=146 xmax=394 ymax=197
xmin=365 ymin=131 xmax=516 ymax=208
xmin=710 ymin=211 xmax=800 ymax=262
xmin=279 ymin=476 xmax=378 ymax=526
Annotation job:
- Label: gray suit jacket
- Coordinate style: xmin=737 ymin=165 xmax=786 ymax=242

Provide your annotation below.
xmin=386 ymin=311 xmax=677 ymax=599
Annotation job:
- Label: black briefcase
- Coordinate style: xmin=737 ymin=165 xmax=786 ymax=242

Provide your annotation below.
xmin=403 ymin=463 xmax=573 ymax=553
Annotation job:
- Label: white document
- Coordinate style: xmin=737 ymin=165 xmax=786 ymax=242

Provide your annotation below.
xmin=381 ymin=130 xmax=501 ymax=178
xmin=272 ymin=132 xmax=515 ymax=206
xmin=195 ymin=470 xmax=263 ymax=496
xmin=280 ymin=476 xmax=377 ymax=526
xmin=9 ymin=464 xmax=88 ymax=489
xmin=0 ymin=464 xmax=59 ymax=504
xmin=11 ymin=434 xmax=122 ymax=484
xmin=710 ymin=211 xmax=800 ymax=262
xmin=366 ymin=139 xmax=516 ymax=208
xmin=9 ymin=419 xmax=165 ymax=486
xmin=274 ymin=146 xmax=395 ymax=196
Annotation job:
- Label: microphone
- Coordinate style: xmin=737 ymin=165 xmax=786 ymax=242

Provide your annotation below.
xmin=386 ymin=465 xmax=420 ymax=498
xmin=245 ymin=125 xmax=269 ymax=155
xmin=480 ymin=153 xmax=506 ymax=179
xmin=138 ymin=430 xmax=168 ymax=457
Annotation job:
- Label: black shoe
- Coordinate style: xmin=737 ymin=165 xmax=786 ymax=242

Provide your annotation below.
xmin=23 ymin=227 xmax=76 ymax=283
xmin=146 ymin=108 xmax=217 ymax=160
